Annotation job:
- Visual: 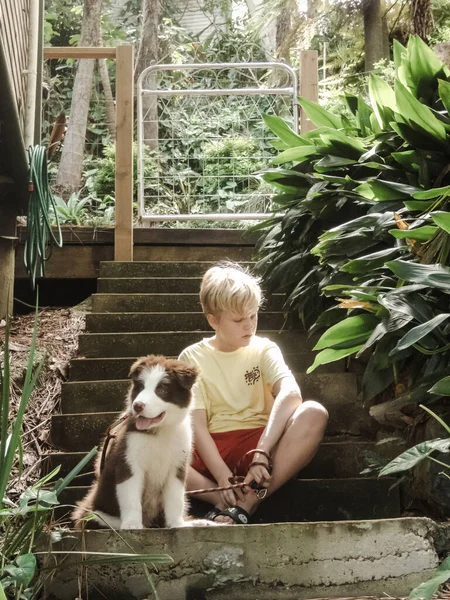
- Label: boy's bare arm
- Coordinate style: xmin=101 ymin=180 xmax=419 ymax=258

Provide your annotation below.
xmin=256 ymin=375 xmax=302 ymax=459
xmin=192 ymin=409 xmax=245 ymax=505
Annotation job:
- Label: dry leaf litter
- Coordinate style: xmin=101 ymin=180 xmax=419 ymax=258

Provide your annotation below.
xmin=0 ymin=303 xmax=87 ymax=500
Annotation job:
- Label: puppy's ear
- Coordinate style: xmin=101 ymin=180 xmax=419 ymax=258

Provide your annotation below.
xmin=128 ymin=355 xmax=154 ymax=378
xmin=174 ymin=365 xmax=198 ymax=390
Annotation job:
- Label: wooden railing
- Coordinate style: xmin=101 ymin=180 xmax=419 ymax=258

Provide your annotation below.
xmin=43 ymin=46 xmax=135 ymax=261
xmin=0 ymin=0 xmax=30 ymax=134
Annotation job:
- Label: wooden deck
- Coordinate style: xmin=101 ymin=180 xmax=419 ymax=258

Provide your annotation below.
xmin=14 ymin=227 xmax=259 ymax=279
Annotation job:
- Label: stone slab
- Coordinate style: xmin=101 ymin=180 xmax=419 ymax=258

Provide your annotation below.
xmin=99 ymin=261 xmax=254 ymax=278
xmin=91 ymin=293 xmax=284 ymax=313
xmin=43 ymin=440 xmax=386 ymax=486
xmin=60 ymin=373 xmax=357 ymax=413
xmin=97 ymin=277 xmax=203 ymax=293
xmin=57 ymin=477 xmax=400 ymax=523
xmin=69 ymin=354 xmax=345 ymax=381
xmin=50 ymin=403 xmax=375 ymax=452
xmin=78 ymin=330 xmax=314 ymax=358
xmin=40 ymin=518 xmax=438 ymax=600
xmin=85 ymin=311 xmax=284 ymax=333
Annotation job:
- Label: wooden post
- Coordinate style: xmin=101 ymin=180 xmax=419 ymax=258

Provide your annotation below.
xmin=0 ymin=179 xmax=18 ymax=318
xmin=114 ymin=45 xmax=134 ymax=262
xmin=299 ymin=50 xmax=319 ymax=134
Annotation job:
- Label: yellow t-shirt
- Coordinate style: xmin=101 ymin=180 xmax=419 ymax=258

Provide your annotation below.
xmin=178 ymin=336 xmax=293 ymax=433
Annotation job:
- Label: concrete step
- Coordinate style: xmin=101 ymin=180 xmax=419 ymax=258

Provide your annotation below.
xmin=69 ymin=353 xmax=346 ymax=381
xmin=50 ymin=405 xmax=376 ymax=452
xmin=40 ymin=518 xmax=438 ymax=600
xmin=91 ymin=292 xmax=284 ymax=313
xmin=78 ymin=330 xmax=314 ymax=358
xmin=98 ymin=277 xmax=204 ymax=293
xmin=57 ymin=477 xmax=400 ymax=524
xmin=100 ymin=261 xmax=254 ymax=278
xmin=43 ymin=440 xmax=381 ymax=487
xmin=85 ymin=311 xmax=285 ymax=333
xmin=60 ymin=373 xmax=358 ymax=414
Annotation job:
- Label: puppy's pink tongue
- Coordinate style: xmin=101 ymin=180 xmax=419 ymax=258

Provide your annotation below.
xmin=135 ymin=417 xmax=153 ymax=430
xmin=135 ymin=413 xmax=165 ymax=430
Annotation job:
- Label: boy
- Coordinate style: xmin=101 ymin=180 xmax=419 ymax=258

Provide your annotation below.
xmin=179 ymin=262 xmax=328 ymax=524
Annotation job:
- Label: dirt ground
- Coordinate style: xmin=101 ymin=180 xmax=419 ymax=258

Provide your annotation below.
xmin=0 ymin=303 xmax=87 ymax=500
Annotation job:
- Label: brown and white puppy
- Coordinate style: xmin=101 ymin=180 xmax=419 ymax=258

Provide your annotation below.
xmin=72 ymin=354 xmax=204 ymax=529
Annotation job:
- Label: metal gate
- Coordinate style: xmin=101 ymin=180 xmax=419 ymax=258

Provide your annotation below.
xmin=137 ymin=62 xmax=298 ymax=224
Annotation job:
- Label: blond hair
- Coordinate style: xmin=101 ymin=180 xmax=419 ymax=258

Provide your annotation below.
xmin=200 ymin=262 xmax=262 ymax=316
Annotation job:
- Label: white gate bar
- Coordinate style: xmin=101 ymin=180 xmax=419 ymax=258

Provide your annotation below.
xmin=141 ymin=87 xmax=296 ymax=96
xmin=140 ymin=213 xmax=273 ymax=222
xmin=137 ymin=61 xmax=298 ymax=223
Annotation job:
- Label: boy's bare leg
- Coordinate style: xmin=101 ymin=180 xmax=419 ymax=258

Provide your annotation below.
xmin=213 ymin=400 xmax=328 ymax=523
xmin=185 ymin=467 xmax=224 ymax=508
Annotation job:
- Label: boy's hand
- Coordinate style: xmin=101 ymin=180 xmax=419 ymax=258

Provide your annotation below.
xmin=217 ymin=471 xmax=246 ymax=506
xmin=244 ymin=462 xmax=272 ymax=489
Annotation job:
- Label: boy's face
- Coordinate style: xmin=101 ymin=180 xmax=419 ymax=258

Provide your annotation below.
xmin=207 ymin=309 xmax=258 ymax=352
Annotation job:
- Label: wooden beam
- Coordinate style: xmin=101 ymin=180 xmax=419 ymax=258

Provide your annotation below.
xmin=114 ymin=45 xmax=134 ymax=262
xmin=0 ymin=181 xmax=18 ymax=318
xmin=299 ymin=50 xmax=319 ymax=134
xmin=43 ymin=47 xmax=117 ymax=59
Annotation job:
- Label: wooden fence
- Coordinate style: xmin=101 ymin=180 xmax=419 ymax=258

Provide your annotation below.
xmin=0 ymin=0 xmax=30 ymax=134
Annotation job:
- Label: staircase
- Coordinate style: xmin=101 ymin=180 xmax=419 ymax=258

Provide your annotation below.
xmin=44 ymin=251 xmax=439 ymax=599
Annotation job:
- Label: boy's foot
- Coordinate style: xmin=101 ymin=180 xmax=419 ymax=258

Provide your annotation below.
xmin=205 ymin=506 xmax=251 ymax=525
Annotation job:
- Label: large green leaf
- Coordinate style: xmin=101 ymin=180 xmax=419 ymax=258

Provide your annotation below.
xmin=306 ymin=344 xmax=364 ymax=374
xmin=263 ymin=114 xmax=309 ymax=148
xmin=429 ymin=376 xmax=450 ymax=396
xmin=393 ymin=39 xmax=407 ymax=71
xmin=404 ymin=200 xmax=435 ymax=212
xmin=389 ymin=226 xmax=437 ymax=242
xmin=298 ymin=97 xmax=343 ymax=129
xmin=412 ymin=185 xmax=450 ymax=199
xmin=379 ymin=438 xmax=450 ymax=476
xmin=395 ymin=80 xmax=447 ymax=141
xmin=408 ymin=35 xmax=446 ymax=101
xmin=355 ymin=179 xmax=418 ymax=201
xmin=438 ymin=79 xmax=450 ymax=115
xmin=391 ymin=314 xmax=450 ymax=355
xmin=386 ymin=260 xmax=450 ymax=290
xmin=313 ymin=314 xmax=380 ymax=350
xmin=341 ymin=248 xmax=401 ymax=274
xmin=272 ymin=145 xmax=320 ymax=165
xmin=368 ymin=73 xmax=396 ymax=129
xmin=3 ymin=553 xmax=36 ymax=587
xmin=432 ymin=212 xmax=450 ymax=234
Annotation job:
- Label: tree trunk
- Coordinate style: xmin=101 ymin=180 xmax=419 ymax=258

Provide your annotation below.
xmin=55 ymin=0 xmax=103 ymax=195
xmin=135 ymin=0 xmax=159 ymax=149
xmin=363 ymin=0 xmax=389 ymax=71
xmin=98 ymin=58 xmax=115 ymax=139
xmin=410 ymin=0 xmax=433 ymax=44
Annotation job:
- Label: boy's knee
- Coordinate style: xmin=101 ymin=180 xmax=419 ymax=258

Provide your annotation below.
xmin=297 ymin=400 xmax=328 ymax=429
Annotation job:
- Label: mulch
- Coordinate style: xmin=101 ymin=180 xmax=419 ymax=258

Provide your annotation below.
xmin=0 ymin=305 xmax=86 ymax=500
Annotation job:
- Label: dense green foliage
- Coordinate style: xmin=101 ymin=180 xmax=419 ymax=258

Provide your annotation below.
xmin=256 ymin=36 xmax=450 ymax=407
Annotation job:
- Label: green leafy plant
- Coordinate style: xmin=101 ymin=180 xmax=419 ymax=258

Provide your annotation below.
xmin=380 ymin=405 xmax=450 ymax=600
xmin=256 ymin=35 xmax=450 ymax=408
xmin=50 ymin=192 xmax=91 ymax=225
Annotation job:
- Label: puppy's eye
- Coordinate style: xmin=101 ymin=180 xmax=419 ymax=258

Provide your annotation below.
xmin=155 ymin=384 xmax=167 ymax=396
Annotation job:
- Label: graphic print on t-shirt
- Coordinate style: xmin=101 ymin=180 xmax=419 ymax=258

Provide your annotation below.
xmin=245 ymin=366 xmax=261 ymax=386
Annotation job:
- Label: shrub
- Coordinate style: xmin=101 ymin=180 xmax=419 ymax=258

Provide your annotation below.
xmin=256 ymin=35 xmax=450 ymax=406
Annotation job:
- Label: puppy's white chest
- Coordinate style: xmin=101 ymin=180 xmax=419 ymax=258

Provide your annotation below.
xmin=125 ymin=427 xmax=190 ymax=482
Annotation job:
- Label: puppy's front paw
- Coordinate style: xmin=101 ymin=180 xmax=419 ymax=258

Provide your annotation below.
xmin=121 ymin=519 xmax=144 ymax=530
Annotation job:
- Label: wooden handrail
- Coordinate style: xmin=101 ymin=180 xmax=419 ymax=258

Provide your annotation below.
xmin=43 ymin=47 xmax=117 ymax=59
xmin=43 ymin=45 xmax=134 ymax=262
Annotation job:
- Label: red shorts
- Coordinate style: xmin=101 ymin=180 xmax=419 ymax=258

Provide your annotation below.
xmin=191 ymin=427 xmax=265 ymax=479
